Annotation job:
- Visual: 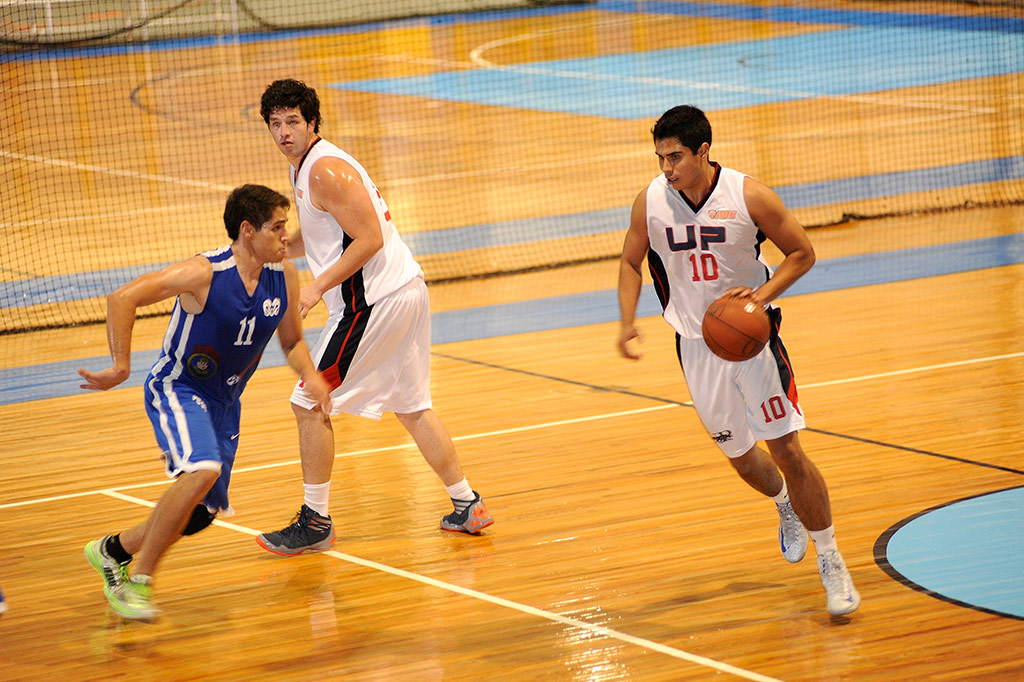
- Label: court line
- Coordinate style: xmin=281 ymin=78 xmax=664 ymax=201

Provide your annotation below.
xmin=800 ymin=352 xmax=1024 ymax=388
xmin=96 ymin=486 xmax=783 ymax=682
xmin=4 ymin=347 xmax=1020 ymax=511
xmin=0 ymin=149 xmax=234 ymax=193
xmin=469 ymin=44 xmax=992 ymax=115
xmin=5 ymin=350 xmax=1019 ymax=672
xmin=0 ymin=404 xmax=682 ymax=510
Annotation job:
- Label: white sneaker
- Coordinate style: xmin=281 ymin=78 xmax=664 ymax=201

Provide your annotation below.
xmin=777 ymin=502 xmax=808 ymax=563
xmin=817 ymin=550 xmax=861 ymax=616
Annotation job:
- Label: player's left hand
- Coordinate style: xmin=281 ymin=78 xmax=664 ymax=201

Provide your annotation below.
xmin=723 ymin=287 xmax=766 ymax=307
xmin=77 ymin=367 xmax=129 ymax=391
xmin=304 ymin=370 xmax=333 ymax=424
xmin=298 ymin=282 xmax=323 ymax=319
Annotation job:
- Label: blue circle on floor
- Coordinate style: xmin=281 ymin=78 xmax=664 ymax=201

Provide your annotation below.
xmin=875 ymin=485 xmax=1024 ymax=620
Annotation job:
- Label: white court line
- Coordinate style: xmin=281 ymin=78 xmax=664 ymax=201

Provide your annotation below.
xmin=4 ymin=351 xmax=1019 ymax=673
xmin=3 ymin=350 xmax=1019 ymax=510
xmin=99 ymin=488 xmax=783 ymax=682
xmin=468 ymin=21 xmax=995 ymax=115
xmin=0 ymin=149 xmax=234 ymax=193
xmin=800 ymin=351 xmax=1024 ymax=389
xmin=0 ymin=404 xmax=681 ymax=509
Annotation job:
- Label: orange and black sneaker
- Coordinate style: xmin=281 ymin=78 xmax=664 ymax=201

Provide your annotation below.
xmin=440 ymin=492 xmax=493 ymax=534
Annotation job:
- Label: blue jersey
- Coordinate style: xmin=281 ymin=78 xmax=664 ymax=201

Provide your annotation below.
xmin=148 ymin=245 xmax=288 ymax=406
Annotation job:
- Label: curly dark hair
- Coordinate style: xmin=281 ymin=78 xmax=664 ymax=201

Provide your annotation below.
xmin=260 ymin=79 xmax=321 ymax=133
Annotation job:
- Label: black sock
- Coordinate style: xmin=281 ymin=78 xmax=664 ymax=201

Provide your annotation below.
xmin=105 ymin=534 xmax=133 ymax=564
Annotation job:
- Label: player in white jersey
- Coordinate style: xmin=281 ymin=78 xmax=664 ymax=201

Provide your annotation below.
xmin=256 ymin=79 xmax=492 ymax=555
xmin=617 ymin=105 xmax=859 ymax=617
xmin=78 ymin=185 xmax=331 ymax=621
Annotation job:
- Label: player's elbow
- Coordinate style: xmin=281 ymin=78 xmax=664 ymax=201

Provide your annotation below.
xmin=107 ymin=286 xmax=134 ymax=312
xmin=796 ymin=245 xmax=815 ymax=274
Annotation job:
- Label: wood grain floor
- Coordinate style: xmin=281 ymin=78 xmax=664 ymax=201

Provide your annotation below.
xmin=2 ymin=207 xmax=1024 ymax=680
xmin=2 ymin=1 xmax=1023 ymax=678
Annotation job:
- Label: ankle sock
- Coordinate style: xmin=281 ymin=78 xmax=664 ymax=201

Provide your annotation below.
xmin=809 ymin=526 xmax=838 ymax=554
xmin=771 ymin=479 xmax=790 ymax=506
xmin=445 ymin=478 xmax=475 ymax=511
xmin=105 ymin=534 xmax=133 ymax=564
xmin=303 ymin=482 xmax=331 ymax=517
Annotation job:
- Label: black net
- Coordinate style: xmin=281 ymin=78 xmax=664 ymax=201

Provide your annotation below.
xmin=2 ymin=0 xmax=1021 ymax=332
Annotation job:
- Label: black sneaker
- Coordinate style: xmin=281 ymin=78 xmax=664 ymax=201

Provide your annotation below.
xmin=256 ymin=505 xmax=336 ymax=556
xmin=440 ymin=492 xmax=494 ymax=534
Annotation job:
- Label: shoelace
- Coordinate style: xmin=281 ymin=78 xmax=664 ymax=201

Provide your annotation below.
xmin=279 ymin=509 xmax=329 ymax=537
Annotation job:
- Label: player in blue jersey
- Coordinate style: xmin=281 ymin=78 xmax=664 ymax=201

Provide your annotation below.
xmin=79 ymin=184 xmax=332 ymax=622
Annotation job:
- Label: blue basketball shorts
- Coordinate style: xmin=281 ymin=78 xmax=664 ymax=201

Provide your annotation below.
xmin=144 ymin=377 xmax=240 ymax=514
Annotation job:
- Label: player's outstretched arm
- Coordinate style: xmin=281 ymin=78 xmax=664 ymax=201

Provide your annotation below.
xmin=77 ymin=257 xmax=213 ymax=391
xmin=617 ymin=189 xmax=650 ymax=360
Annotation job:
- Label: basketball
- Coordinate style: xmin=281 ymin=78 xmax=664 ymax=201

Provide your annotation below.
xmin=701 ymin=295 xmax=771 ymax=362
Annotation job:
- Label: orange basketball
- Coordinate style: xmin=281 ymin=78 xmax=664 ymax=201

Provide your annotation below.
xmin=701 ymin=295 xmax=771 ymax=362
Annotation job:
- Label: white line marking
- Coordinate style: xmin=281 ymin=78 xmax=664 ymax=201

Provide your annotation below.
xmin=97 ymin=488 xmax=783 ymax=682
xmin=0 ymin=149 xmax=234 ymax=192
xmin=3 ymin=350 xmax=1019 ymax=510
xmin=468 ymin=20 xmax=995 ymax=115
xmin=0 ymin=404 xmax=685 ymax=509
xmin=7 ymin=351 xmax=1019 ymax=672
xmin=800 ymin=351 xmax=1024 ymax=389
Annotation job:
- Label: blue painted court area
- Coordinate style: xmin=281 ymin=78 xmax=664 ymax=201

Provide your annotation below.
xmin=3 ymin=231 xmax=1022 ymax=406
xmin=6 ymin=156 xmax=1021 ymax=310
xmin=881 ymin=487 xmax=1024 ymax=619
xmin=330 ymin=25 xmax=1023 ymax=119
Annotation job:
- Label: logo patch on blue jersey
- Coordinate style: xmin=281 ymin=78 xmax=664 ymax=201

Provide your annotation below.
xmin=263 ymin=297 xmax=281 ymax=317
xmin=187 ymin=345 xmax=220 ymax=380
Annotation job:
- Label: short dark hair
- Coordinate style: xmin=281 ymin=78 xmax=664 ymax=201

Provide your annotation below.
xmin=223 ymin=184 xmax=290 ymax=240
xmin=260 ymin=79 xmax=321 ymax=133
xmin=652 ymin=105 xmax=712 ymax=154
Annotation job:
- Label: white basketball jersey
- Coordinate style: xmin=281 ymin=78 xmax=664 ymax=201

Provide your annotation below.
xmin=646 ymin=163 xmax=773 ymax=339
xmin=291 ymin=138 xmax=423 ymax=316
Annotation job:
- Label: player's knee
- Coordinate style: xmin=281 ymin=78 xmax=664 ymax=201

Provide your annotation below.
xmin=181 ymin=504 xmax=216 ymax=536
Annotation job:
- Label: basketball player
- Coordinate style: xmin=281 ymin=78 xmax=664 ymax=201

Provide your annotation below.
xmin=79 ymin=185 xmax=332 ymax=622
xmin=255 ymin=79 xmax=492 ymax=555
xmin=616 ymin=105 xmax=860 ymax=616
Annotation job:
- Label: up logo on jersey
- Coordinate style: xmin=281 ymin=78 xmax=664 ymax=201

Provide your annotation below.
xmin=262 ymin=297 xmax=281 ymax=317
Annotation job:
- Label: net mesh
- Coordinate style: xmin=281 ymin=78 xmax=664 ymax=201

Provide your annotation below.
xmin=2 ymin=0 xmax=1022 ymax=332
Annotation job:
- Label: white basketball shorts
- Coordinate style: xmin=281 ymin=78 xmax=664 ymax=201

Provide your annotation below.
xmin=291 ymin=277 xmax=432 ymax=420
xmin=676 ymin=329 xmax=805 ymax=458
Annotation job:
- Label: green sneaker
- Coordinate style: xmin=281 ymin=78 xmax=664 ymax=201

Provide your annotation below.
xmin=84 ymin=536 xmax=129 ymax=598
xmin=108 ymin=575 xmax=160 ymax=622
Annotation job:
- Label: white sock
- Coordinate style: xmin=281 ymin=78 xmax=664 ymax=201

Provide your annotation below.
xmin=304 ymin=482 xmax=331 ymax=517
xmin=445 ymin=478 xmax=474 ymax=508
xmin=771 ymin=479 xmax=790 ymax=506
xmin=809 ymin=525 xmax=838 ymax=555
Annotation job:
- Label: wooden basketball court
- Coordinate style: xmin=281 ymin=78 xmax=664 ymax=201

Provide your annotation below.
xmin=1 ymin=1 xmax=1023 ymax=679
